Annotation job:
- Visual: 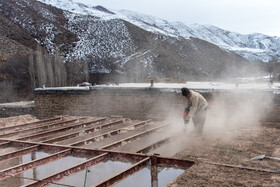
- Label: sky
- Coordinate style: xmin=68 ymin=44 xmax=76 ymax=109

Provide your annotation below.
xmin=74 ymin=0 xmax=280 ymax=37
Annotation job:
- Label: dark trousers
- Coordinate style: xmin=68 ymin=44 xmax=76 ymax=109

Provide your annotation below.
xmin=192 ymin=108 xmax=207 ymax=135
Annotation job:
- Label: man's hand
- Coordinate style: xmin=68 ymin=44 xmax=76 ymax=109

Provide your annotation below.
xmin=183 ymin=108 xmax=190 ymax=120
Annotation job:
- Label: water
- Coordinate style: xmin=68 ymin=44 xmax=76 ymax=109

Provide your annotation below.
xmin=0 ymin=151 xmax=50 ymax=170
xmin=49 ymin=160 xmax=131 ymax=187
xmin=0 ymin=147 xmax=18 ymax=155
xmin=0 ymin=151 xmax=51 ymax=186
xmin=52 ymin=161 xmax=183 ymax=187
xmin=0 ymin=153 xmax=185 ymax=187
xmin=0 ymin=155 xmax=87 ymax=186
xmin=114 ymin=167 xmax=185 ymax=187
xmin=158 ymin=167 xmax=184 ymax=187
xmin=114 ymin=168 xmax=151 ymax=187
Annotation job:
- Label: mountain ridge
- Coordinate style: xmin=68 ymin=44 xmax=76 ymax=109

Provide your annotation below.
xmin=105 ymin=9 xmax=280 ymax=62
xmin=37 ymin=0 xmax=280 ymax=62
xmin=0 ymin=0 xmax=268 ymax=83
xmin=0 ymin=0 xmax=271 ymax=102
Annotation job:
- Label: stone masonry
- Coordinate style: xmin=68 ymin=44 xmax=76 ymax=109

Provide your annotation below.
xmin=34 ymin=87 xmax=206 ymax=120
xmin=34 ymin=86 xmax=277 ymax=121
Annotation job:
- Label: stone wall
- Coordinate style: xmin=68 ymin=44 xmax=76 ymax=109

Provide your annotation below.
xmin=0 ymin=107 xmax=34 ymax=118
xmin=0 ymin=101 xmax=35 ymax=118
xmin=34 ymin=87 xmax=278 ymax=121
xmin=35 ymin=88 xmax=214 ymax=120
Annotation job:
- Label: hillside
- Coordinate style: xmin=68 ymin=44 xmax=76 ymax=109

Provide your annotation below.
xmin=37 ymin=0 xmax=280 ymax=63
xmin=0 ymin=0 xmax=270 ymax=102
xmin=114 ymin=10 xmax=280 ymax=62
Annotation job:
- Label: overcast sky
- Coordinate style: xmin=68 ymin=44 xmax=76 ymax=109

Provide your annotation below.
xmin=74 ymin=0 xmax=280 ymax=37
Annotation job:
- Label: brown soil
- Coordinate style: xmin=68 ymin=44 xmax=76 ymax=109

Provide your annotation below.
xmin=168 ymin=107 xmax=280 ymax=187
xmin=0 ymin=114 xmax=37 ymax=128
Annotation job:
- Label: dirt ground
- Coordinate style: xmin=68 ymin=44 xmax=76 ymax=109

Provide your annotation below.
xmin=168 ymin=106 xmax=280 ymax=187
xmin=0 ymin=114 xmax=37 ymax=127
xmin=0 ymin=106 xmax=280 ymax=186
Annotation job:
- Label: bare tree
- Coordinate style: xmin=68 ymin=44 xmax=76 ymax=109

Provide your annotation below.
xmin=270 ymin=56 xmax=280 ymax=82
xmin=29 ymin=45 xmax=67 ymax=88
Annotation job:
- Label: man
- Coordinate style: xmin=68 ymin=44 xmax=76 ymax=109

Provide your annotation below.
xmin=181 ymin=87 xmax=208 ymax=135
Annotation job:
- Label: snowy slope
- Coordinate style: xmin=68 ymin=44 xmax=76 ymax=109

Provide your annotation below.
xmin=36 ymin=0 xmax=113 ymax=17
xmin=63 ymin=12 xmax=135 ymax=66
xmin=36 ymin=0 xmax=280 ymax=62
xmin=114 ymin=10 xmax=280 ymax=62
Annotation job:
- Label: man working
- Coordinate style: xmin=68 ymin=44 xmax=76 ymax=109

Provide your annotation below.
xmin=181 ymin=87 xmax=208 ymax=135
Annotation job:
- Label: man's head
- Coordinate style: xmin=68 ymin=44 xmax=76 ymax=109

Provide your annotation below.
xmin=181 ymin=87 xmax=191 ymax=98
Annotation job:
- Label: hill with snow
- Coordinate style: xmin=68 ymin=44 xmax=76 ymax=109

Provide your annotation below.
xmin=1 ymin=0 xmax=276 ymax=102
xmin=37 ymin=0 xmax=280 ymax=63
xmin=0 ymin=0 xmax=270 ymax=90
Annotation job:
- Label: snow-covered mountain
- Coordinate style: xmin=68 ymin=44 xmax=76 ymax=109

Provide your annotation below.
xmin=114 ymin=9 xmax=280 ymax=62
xmin=37 ymin=0 xmax=280 ymax=62
xmin=1 ymin=0 xmax=275 ymax=103
xmin=0 ymin=0 xmax=271 ymax=87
